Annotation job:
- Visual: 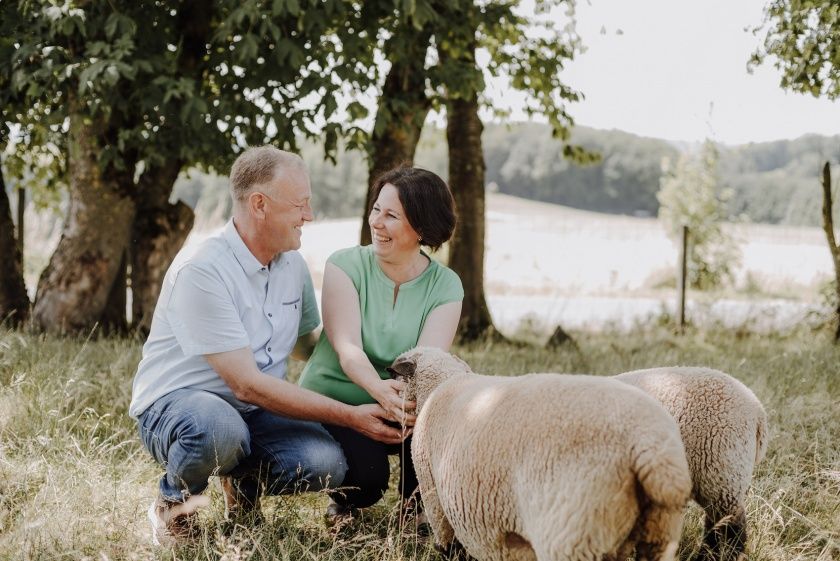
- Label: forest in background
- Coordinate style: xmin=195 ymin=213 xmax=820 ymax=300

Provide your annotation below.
xmin=157 ymin=124 xmax=840 ymax=227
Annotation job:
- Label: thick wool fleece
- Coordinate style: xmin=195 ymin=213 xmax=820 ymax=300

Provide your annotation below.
xmin=615 ymin=367 xmax=768 ymax=561
xmin=393 ymin=348 xmax=692 ymax=561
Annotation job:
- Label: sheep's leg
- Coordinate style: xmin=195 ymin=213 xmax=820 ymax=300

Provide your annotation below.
xmin=421 ymin=485 xmax=458 ymax=551
xmin=632 ymin=503 xmax=683 ymax=561
xmin=434 ymin=538 xmax=472 ymax=561
xmin=693 ymin=506 xmax=747 ymax=561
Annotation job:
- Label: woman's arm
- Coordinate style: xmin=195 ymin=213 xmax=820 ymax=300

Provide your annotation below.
xmin=322 ymin=262 xmax=416 ymax=425
xmin=417 ymin=301 xmax=462 ymax=349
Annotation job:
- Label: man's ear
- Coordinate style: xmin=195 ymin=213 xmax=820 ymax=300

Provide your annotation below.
xmin=249 ymin=191 xmax=269 ymax=218
xmin=386 ymin=355 xmax=416 ymax=381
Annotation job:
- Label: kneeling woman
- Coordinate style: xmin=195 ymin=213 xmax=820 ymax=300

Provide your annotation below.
xmin=299 ymin=167 xmax=463 ymax=522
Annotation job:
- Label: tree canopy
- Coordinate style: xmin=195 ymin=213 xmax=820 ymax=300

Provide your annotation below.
xmin=752 ymin=0 xmax=840 ymax=99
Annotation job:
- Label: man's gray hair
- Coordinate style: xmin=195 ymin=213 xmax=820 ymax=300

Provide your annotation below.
xmin=229 ymin=145 xmax=305 ymax=202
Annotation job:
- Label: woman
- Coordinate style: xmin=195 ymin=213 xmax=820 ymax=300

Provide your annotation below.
xmin=299 ymin=166 xmax=463 ymax=523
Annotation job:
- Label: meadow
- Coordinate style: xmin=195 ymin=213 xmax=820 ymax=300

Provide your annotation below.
xmin=0 ymin=323 xmax=838 ymax=561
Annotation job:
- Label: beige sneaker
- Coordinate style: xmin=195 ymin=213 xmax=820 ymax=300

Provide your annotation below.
xmin=147 ymin=494 xmax=210 ymax=546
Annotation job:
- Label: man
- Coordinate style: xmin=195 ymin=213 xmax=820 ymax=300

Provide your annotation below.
xmin=129 ymin=146 xmax=404 ymax=545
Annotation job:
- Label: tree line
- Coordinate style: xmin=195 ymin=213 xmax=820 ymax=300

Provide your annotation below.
xmin=161 ymin=124 xmax=840 ymax=228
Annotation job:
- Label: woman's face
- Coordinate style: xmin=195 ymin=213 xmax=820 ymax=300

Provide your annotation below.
xmin=368 ymin=183 xmax=421 ymax=259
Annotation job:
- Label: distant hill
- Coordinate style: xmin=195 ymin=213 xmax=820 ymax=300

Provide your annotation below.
xmin=66 ymin=123 xmax=840 ymax=228
xmin=478 ymin=123 xmax=840 ymax=226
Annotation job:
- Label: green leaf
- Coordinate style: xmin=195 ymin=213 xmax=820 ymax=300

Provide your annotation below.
xmin=104 ymin=13 xmax=120 ymax=39
xmin=346 ymin=101 xmax=368 ymax=120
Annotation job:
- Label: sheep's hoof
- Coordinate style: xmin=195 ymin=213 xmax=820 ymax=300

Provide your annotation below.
xmin=434 ymin=539 xmax=470 ymax=560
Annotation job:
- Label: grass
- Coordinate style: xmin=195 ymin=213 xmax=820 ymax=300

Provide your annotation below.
xmin=0 ymin=324 xmax=838 ymax=560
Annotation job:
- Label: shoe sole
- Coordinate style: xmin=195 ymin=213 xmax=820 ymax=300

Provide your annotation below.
xmin=148 ymin=501 xmax=169 ymax=547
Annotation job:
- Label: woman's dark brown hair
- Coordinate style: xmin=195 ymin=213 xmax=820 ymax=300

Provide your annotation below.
xmin=368 ymin=166 xmax=457 ymax=252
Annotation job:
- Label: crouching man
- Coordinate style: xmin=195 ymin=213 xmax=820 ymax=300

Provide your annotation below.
xmin=129 ymin=146 xmax=405 ymax=545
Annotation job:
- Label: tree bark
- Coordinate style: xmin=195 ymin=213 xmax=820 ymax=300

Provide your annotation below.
xmin=447 ymin=94 xmax=501 ymax=342
xmin=32 ymin=104 xmax=136 ymax=334
xmin=359 ymin=27 xmax=432 ymax=245
xmin=0 ymin=164 xmax=30 ymax=324
xmin=821 ymin=162 xmax=840 ymax=342
xmin=97 ymin=2 xmax=208 ymax=334
xmin=99 ymin=248 xmax=128 ymax=333
xmin=130 ymin=161 xmax=193 ymax=335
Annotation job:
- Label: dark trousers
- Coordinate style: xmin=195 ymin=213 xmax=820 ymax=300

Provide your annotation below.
xmin=324 ymin=424 xmax=418 ymax=509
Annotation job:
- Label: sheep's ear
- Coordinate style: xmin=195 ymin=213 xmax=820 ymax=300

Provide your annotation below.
xmin=387 ymin=356 xmax=416 ymax=381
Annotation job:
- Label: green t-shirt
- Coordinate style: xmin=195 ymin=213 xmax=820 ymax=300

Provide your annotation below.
xmin=299 ymin=245 xmax=464 ymax=405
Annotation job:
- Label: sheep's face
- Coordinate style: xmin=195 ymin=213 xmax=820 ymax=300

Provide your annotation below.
xmin=387 ymin=346 xmax=474 ymax=411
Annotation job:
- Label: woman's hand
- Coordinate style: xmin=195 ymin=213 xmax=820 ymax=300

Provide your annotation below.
xmin=371 ymin=378 xmax=417 ymax=427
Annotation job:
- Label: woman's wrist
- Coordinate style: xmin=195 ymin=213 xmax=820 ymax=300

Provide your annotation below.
xmin=366 ymin=377 xmax=390 ymax=406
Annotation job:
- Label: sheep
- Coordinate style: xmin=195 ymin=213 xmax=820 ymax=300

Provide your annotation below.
xmin=614 ymin=367 xmax=768 ymax=561
xmin=388 ymin=347 xmax=693 ymax=561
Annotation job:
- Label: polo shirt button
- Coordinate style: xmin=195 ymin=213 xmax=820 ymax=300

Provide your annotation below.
xmin=268 ymin=313 xmax=273 ymax=317
xmin=267 ymin=347 xmax=272 ymax=352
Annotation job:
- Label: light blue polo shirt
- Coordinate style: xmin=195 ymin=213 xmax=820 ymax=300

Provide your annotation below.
xmin=128 ymin=219 xmax=320 ymax=418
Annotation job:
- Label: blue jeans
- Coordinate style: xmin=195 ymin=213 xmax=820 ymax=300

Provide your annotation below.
xmin=137 ymin=388 xmax=347 ymax=503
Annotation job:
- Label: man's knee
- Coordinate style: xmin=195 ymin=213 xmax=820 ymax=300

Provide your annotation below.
xmin=175 ymin=395 xmax=251 ymax=474
xmin=203 ymin=414 xmax=251 ymax=473
xmin=298 ymin=435 xmax=347 ymax=491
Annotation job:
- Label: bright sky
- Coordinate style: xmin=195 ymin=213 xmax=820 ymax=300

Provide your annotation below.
xmin=481 ymin=0 xmax=840 ymax=145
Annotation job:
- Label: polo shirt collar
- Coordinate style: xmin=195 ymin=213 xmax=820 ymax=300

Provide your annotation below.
xmin=223 ymin=219 xmax=267 ymax=276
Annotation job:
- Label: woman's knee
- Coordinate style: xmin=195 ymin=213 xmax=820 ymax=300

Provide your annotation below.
xmin=337 ymin=454 xmax=391 ymax=508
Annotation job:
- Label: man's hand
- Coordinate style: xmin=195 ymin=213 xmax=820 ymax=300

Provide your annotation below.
xmin=351 ymin=403 xmax=411 ymax=445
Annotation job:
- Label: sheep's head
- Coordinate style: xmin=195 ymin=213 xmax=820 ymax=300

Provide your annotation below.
xmin=387 ymin=346 xmax=474 ymax=412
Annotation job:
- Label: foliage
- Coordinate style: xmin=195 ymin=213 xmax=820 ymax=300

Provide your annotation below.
xmin=484 ymin=123 xmax=675 ymax=215
xmin=0 ymin=0 xmax=379 ymax=186
xmin=0 ymin=326 xmax=838 ymax=559
xmin=751 ymin=0 xmax=840 ymax=100
xmin=721 ymin=134 xmax=840 ymax=226
xmin=426 ymin=0 xmax=591 ymax=162
xmin=657 ymin=141 xmax=741 ymax=290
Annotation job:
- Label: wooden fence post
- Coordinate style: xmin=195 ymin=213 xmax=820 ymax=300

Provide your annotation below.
xmin=677 ymin=225 xmax=688 ymax=332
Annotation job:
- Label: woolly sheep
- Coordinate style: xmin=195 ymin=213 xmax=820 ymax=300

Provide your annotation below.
xmin=614 ymin=367 xmax=768 ymax=561
xmin=388 ymin=347 xmax=692 ymax=561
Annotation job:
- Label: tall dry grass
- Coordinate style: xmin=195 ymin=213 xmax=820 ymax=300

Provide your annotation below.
xmin=0 ymin=324 xmax=837 ymax=560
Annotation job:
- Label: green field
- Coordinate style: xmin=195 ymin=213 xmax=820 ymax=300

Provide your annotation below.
xmin=0 ymin=325 xmax=837 ymax=560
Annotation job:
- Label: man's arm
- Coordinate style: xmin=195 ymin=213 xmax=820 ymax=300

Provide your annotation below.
xmin=205 ymin=347 xmax=405 ymax=444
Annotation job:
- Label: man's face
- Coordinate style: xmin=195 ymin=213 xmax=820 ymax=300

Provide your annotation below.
xmin=260 ymin=168 xmax=313 ymax=253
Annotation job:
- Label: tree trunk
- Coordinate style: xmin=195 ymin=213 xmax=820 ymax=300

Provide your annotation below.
xmin=32 ymin=105 xmax=136 ymax=334
xmin=447 ymin=94 xmax=501 ymax=342
xmin=99 ymin=248 xmax=128 ymax=333
xmin=130 ymin=160 xmax=193 ymax=335
xmin=359 ymin=27 xmax=432 ymax=245
xmin=125 ymin=1 xmax=208 ymax=334
xmin=0 ymin=165 xmax=30 ymax=324
xmin=821 ymin=162 xmax=840 ymax=342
